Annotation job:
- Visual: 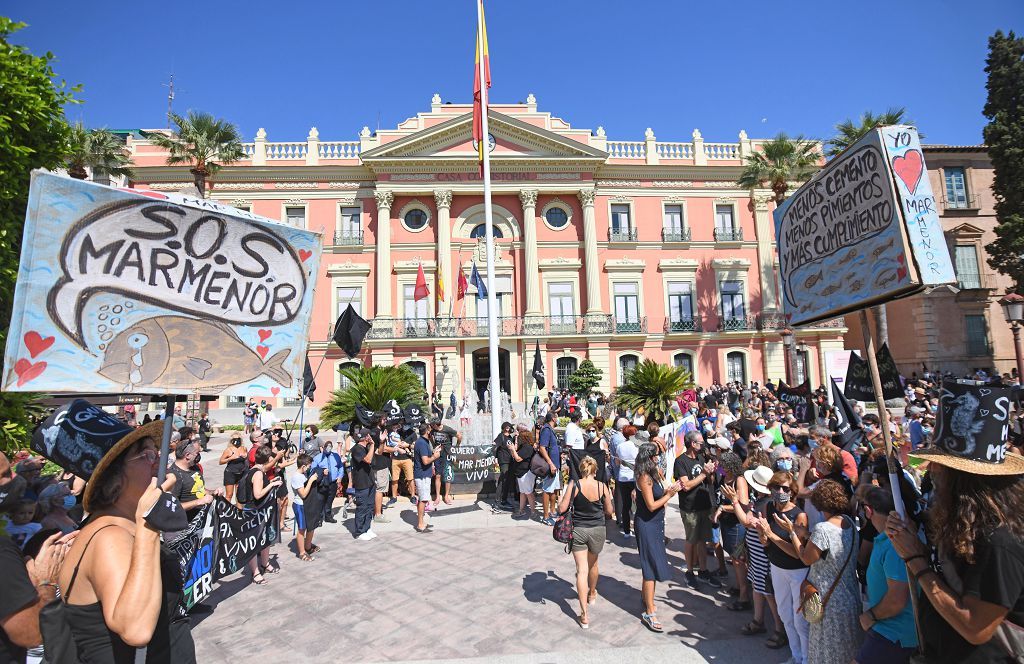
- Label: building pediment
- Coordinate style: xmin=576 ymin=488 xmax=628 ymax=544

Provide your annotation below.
xmin=360 ymin=110 xmax=606 ymax=169
xmin=948 ymin=222 xmax=986 ymax=238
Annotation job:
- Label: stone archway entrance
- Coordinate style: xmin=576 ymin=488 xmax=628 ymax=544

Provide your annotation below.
xmin=471 ymin=348 xmax=511 ymax=409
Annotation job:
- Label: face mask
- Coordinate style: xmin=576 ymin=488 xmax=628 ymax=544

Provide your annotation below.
xmin=808 ymin=438 xmax=819 ymax=451
xmin=771 ymin=488 xmax=791 ymax=504
xmin=62 ymin=494 xmax=77 ymax=510
xmin=756 ymin=424 xmax=765 ymax=432
xmin=775 ymin=458 xmax=793 ymax=472
xmin=304 ymin=433 xmax=311 ymax=441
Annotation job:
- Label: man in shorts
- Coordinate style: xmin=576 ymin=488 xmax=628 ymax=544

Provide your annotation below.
xmin=413 ymin=423 xmax=442 ymax=532
xmin=537 ymin=412 xmax=561 ymax=525
xmin=371 ymin=426 xmax=397 ymax=524
xmin=673 ymin=430 xmax=721 ymax=588
xmin=388 ymin=423 xmax=414 ymax=505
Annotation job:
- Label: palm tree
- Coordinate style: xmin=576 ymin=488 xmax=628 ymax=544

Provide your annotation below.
xmin=613 ymin=359 xmax=693 ymax=425
xmin=825 ymin=107 xmax=913 ymax=158
xmin=65 ymin=122 xmax=134 ymax=181
xmin=736 ymin=133 xmax=819 ymax=204
xmin=319 ymin=365 xmax=426 ymax=428
xmin=826 ymin=108 xmax=916 ymax=343
xmin=150 ymin=111 xmax=245 ymax=196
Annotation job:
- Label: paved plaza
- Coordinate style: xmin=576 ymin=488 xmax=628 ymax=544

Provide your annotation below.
xmin=194 ymin=433 xmax=789 ymax=663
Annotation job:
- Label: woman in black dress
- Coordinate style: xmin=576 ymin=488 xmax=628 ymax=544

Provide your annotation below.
xmin=634 ymin=442 xmax=682 ymax=633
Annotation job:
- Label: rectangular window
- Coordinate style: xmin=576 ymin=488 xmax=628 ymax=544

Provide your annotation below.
xmin=336 ymin=286 xmax=362 ymax=318
xmin=727 ymin=352 xmax=746 ymax=383
xmin=965 ymin=315 xmax=990 ymax=356
xmin=403 ymin=284 xmax=429 ymax=335
xmin=668 ymin=282 xmax=695 ymax=331
xmin=226 ymin=396 xmax=246 ymax=408
xmin=475 ymin=293 xmax=504 ymax=320
xmin=715 ymin=204 xmax=735 ymax=231
xmin=614 ymin=282 xmax=640 ymax=332
xmin=285 ymin=206 xmax=306 ymax=228
xmin=673 ymin=353 xmax=694 ymax=376
xmin=720 ymin=280 xmax=745 ymax=320
xmin=337 ymin=206 xmax=362 ymax=244
xmin=611 ymin=204 xmax=631 ymax=232
xmin=955 ymin=244 xmax=982 ymax=289
xmin=945 ymin=167 xmax=969 ymax=208
xmin=556 ymin=357 xmax=578 ymax=390
xmin=663 ymin=204 xmax=683 ymax=232
xmin=548 ymin=282 xmax=575 ymax=332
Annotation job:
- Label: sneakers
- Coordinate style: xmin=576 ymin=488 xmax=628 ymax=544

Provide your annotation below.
xmin=386 ymin=497 xmax=398 ymax=507
xmin=367 ymin=529 xmax=378 ymax=539
xmin=623 ymin=532 xmax=633 ymax=539
xmin=411 ymin=496 xmax=418 ymax=505
xmin=698 ymin=569 xmax=723 ymax=588
xmin=356 ymin=532 xmax=374 ymax=541
xmin=372 ymin=515 xmax=391 ymax=524
xmin=685 ymin=570 xmax=700 ymax=588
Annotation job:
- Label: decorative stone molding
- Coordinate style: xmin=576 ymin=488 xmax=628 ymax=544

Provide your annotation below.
xmin=662 ymin=195 xmax=687 ymax=202
xmin=518 ymin=189 xmax=538 ymax=207
xmin=326 ymin=260 xmax=371 ymax=276
xmin=705 ymin=181 xmax=738 ymax=188
xmin=210 ymin=182 xmax=263 ymax=190
xmin=275 ymin=182 xmax=319 ymax=189
xmin=712 ymin=258 xmax=751 ymax=270
xmin=715 ymin=196 xmax=735 ymax=204
xmin=327 ymin=182 xmax=362 ymax=189
xmin=374 ymin=190 xmax=395 ymax=209
xmin=597 ymin=180 xmax=642 ymax=187
xmin=391 ymin=174 xmax=436 ymax=181
xmin=604 ymin=258 xmax=647 ymax=272
xmin=577 ymin=189 xmax=596 ymax=207
xmin=753 ymin=194 xmax=773 ymax=211
xmin=536 ymin=173 xmax=581 ymax=180
xmin=147 ymin=182 xmax=190 ymax=190
xmin=609 ymin=195 xmax=632 ymax=203
xmin=231 ymin=198 xmax=251 ymax=207
xmin=652 ymin=181 xmax=695 ymax=188
xmin=433 ymin=189 xmax=453 ymax=209
xmin=658 ymin=258 xmax=699 ymax=271
xmin=336 ymin=196 xmax=357 ymax=205
xmin=393 ymin=259 xmax=437 ymax=274
xmin=539 ymin=257 xmax=582 ymax=271
xmin=284 ymin=198 xmax=305 ymax=206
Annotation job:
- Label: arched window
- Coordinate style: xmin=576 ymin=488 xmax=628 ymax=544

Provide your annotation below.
xmin=619 ymin=354 xmax=640 ymax=386
xmin=726 ymin=351 xmax=746 ymax=384
xmin=405 ymin=361 xmax=427 ymax=388
xmin=470 ymin=223 xmax=503 ymax=239
xmin=556 ymin=357 xmax=578 ymax=390
xmin=338 ymin=362 xmax=360 ymax=390
xmin=673 ymin=352 xmax=694 ymax=377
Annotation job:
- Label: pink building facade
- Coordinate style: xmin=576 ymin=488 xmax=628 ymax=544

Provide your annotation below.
xmin=126 ymin=95 xmax=846 ymax=414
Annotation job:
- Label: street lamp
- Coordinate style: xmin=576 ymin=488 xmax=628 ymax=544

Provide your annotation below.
xmin=780 ymin=326 xmax=795 ymax=385
xmin=999 ymin=293 xmax=1024 ymax=382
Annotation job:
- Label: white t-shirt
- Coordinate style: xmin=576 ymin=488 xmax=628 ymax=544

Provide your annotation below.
xmin=4 ymin=521 xmax=42 ymax=549
xmin=289 ymin=472 xmax=306 ymax=505
xmin=564 ymin=422 xmax=585 ymax=450
xmin=258 ymin=411 xmax=278 ymax=431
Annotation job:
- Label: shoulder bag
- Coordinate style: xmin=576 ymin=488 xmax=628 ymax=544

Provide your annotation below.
xmin=530 ymin=447 xmax=550 ymax=478
xmin=552 ymin=480 xmax=579 ymax=552
xmin=799 ymin=515 xmax=855 ymax=624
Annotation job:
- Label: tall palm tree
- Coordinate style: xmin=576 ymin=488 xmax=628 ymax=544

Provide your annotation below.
xmin=150 ymin=111 xmax=245 ymax=197
xmin=613 ymin=359 xmax=693 ymax=425
xmin=825 ymin=107 xmax=913 ymax=158
xmin=320 ymin=365 xmax=426 ymax=428
xmin=65 ymin=122 xmax=134 ymax=181
xmin=736 ymin=133 xmax=819 ymax=204
xmin=826 ymin=108 xmax=916 ymax=343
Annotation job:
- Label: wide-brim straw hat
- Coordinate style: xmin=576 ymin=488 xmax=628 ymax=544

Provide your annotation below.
xmin=910 ymin=448 xmax=1024 ymax=476
xmin=744 ymin=465 xmax=773 ymax=494
xmin=84 ymin=420 xmax=167 ymax=512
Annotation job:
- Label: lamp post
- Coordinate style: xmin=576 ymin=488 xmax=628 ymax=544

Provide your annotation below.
xmin=999 ymin=293 xmax=1024 ymax=383
xmin=781 ymin=326 xmax=795 ymax=385
xmin=437 ymin=354 xmax=450 ymax=392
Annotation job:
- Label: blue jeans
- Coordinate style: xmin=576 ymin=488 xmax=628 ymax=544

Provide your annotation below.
xmin=353 ymin=487 xmax=373 ymax=536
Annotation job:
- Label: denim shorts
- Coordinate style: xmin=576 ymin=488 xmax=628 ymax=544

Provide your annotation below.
xmin=542 ymin=472 xmax=561 ymax=493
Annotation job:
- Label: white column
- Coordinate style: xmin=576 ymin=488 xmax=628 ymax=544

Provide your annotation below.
xmin=578 ymin=188 xmax=602 ymax=316
xmin=693 ymin=128 xmax=706 ymax=166
xmin=519 ymin=189 xmax=541 ymax=316
xmin=752 ymin=193 xmax=780 ymax=311
xmin=306 ymin=127 xmax=319 ymax=166
xmin=434 ymin=189 xmax=453 ymax=315
xmin=253 ymin=128 xmax=267 ymax=166
xmin=374 ymin=190 xmax=394 ymax=319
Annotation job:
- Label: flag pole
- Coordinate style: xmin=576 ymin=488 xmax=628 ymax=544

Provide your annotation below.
xmin=478 ymin=0 xmax=500 ymax=441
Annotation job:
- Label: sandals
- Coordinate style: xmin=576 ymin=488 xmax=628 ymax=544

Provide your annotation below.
xmin=251 ymin=572 xmax=268 ymax=585
xmin=306 ymin=545 xmax=321 ymax=555
xmin=727 ymin=600 xmax=753 ymax=611
xmin=260 ymin=563 xmax=281 ymax=575
xmin=765 ymin=631 xmax=789 ymax=649
xmin=299 ymin=553 xmax=315 ymax=562
xmin=587 ymin=591 xmax=598 ymax=606
xmin=578 ymin=613 xmax=589 ymax=629
xmin=741 ymin=619 xmax=766 ymax=635
xmin=641 ymin=612 xmax=663 ymax=633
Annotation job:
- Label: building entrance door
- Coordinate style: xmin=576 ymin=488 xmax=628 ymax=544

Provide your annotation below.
xmin=472 ymin=348 xmax=510 ymax=411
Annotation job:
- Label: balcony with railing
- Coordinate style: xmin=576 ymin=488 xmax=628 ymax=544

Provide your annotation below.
xmin=609 ymin=226 xmax=639 ymax=242
xmin=664 ymin=317 xmax=702 ymax=333
xmin=351 ymin=314 xmax=632 ymax=340
xmin=661 ymin=227 xmax=692 ymax=242
xmin=613 ymin=316 xmax=647 ymax=334
xmin=719 ymin=315 xmax=756 ymax=331
xmin=605 ymin=141 xmax=647 ymax=159
xmin=714 ymin=227 xmax=743 ymax=242
xmin=756 ymin=313 xmax=847 ymax=330
xmin=941 ymin=195 xmax=979 ymax=211
xmin=333 ymin=230 xmax=364 ymax=246
xmin=956 ymin=271 xmax=982 ymax=290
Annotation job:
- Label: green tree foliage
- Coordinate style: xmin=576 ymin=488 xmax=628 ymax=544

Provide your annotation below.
xmin=65 ymin=122 xmax=134 ymax=180
xmin=150 ymin=111 xmax=245 ymax=196
xmin=568 ymin=359 xmax=602 ymax=397
xmin=320 ymin=365 xmax=426 ymax=428
xmin=983 ymin=31 xmax=1024 ymax=292
xmin=736 ymin=133 xmax=819 ymax=204
xmin=825 ymin=108 xmax=914 ymax=158
xmin=0 ymin=19 xmax=76 ymax=453
xmin=613 ymin=359 xmax=692 ymax=425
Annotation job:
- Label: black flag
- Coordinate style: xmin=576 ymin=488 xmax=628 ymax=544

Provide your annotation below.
xmin=302 ymin=358 xmax=316 ymax=402
xmin=777 ymin=380 xmax=816 ymax=424
xmin=844 ymin=348 xmax=903 ymax=402
xmin=830 ymin=377 xmax=864 ymax=452
xmin=332 ymin=304 xmax=371 ymax=359
xmin=532 ymin=342 xmax=545 ymax=390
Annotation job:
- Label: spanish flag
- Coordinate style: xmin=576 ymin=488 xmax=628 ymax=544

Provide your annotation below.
xmin=438 ymin=271 xmax=446 ymax=304
xmin=472 ymin=0 xmax=491 ymax=176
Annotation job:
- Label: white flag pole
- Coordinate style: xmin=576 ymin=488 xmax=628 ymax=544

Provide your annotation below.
xmin=478 ymin=0 xmax=501 ymax=441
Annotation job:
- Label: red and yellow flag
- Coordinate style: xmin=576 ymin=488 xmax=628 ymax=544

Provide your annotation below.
xmin=472 ymin=0 xmax=491 ymax=175
xmin=437 ymin=271 xmax=446 ymax=303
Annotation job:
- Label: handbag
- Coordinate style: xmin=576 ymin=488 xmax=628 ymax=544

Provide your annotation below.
xmin=552 ymin=481 xmax=579 ymax=552
xmin=800 ymin=515 xmax=855 ymax=624
xmin=530 ymin=450 xmax=550 ymax=478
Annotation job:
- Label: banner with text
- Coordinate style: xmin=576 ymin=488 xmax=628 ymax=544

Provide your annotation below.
xmin=778 ymin=380 xmax=816 ymax=424
xmin=3 ymin=171 xmax=322 ymax=397
xmin=844 ymin=347 xmax=903 ymax=402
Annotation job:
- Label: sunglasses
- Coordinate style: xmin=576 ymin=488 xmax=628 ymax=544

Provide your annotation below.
xmin=126 ymin=449 xmax=159 ymax=464
xmin=767 ymin=484 xmax=792 ymax=491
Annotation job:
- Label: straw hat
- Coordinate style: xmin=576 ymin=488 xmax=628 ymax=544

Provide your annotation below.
xmin=83 ymin=420 xmax=166 ymax=512
xmin=744 ymin=465 xmax=773 ymax=494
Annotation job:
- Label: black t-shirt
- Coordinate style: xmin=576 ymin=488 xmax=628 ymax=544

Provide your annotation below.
xmin=674 ymin=453 xmax=712 ymax=512
xmin=737 ymin=418 xmax=758 ymax=442
xmin=370 ymin=428 xmax=391 ymax=471
xmin=494 ymin=433 xmax=515 ymax=464
xmin=0 ymin=536 xmax=35 ymax=664
xmin=168 ymin=464 xmax=206 ymax=520
xmin=513 ymin=441 xmax=534 ymax=477
xmin=920 ymin=526 xmax=1024 ymax=663
xmin=431 ymin=425 xmax=458 ymax=463
xmin=350 ymin=443 xmax=374 ymax=491
xmin=765 ymin=502 xmax=808 ymax=570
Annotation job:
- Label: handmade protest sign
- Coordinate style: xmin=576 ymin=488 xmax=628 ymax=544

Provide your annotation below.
xmin=844 ymin=347 xmax=903 ymax=401
xmin=830 ymin=377 xmax=865 ymax=453
xmin=451 ymin=443 xmax=498 ymax=484
xmin=774 ymin=126 xmax=954 ymax=326
xmin=931 ymin=381 xmax=1014 ymax=464
xmin=3 ymin=171 xmax=321 ymax=397
xmin=777 ymin=380 xmax=816 ymax=424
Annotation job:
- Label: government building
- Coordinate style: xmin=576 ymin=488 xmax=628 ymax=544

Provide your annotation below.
xmin=125 ymin=95 xmax=849 ymax=416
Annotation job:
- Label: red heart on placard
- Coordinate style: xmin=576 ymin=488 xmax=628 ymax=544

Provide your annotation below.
xmin=897 ymin=254 xmax=905 ymax=264
xmin=298 ymin=249 xmax=312 ymax=262
xmin=258 ymin=329 xmax=272 ymax=343
xmin=14 ymin=358 xmax=46 ymax=386
xmin=897 ymin=267 xmax=908 ymax=281
xmin=891 ymin=150 xmax=923 ymax=194
xmin=270 ymin=387 xmax=281 ymax=397
xmin=256 ymin=345 xmax=269 ymax=359
xmin=785 ymin=312 xmax=793 ymax=322
xmin=23 ymin=331 xmax=54 ymax=358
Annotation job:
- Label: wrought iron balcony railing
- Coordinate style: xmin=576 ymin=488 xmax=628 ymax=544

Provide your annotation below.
xmin=613 ymin=316 xmax=647 ymax=334
xmin=719 ymin=315 xmax=756 ymax=331
xmin=333 ymin=230 xmax=364 ymax=246
xmin=757 ymin=313 xmax=847 ymax=330
xmin=609 ymin=227 xmax=639 ymax=242
xmin=661 ymin=227 xmax=692 ymax=242
xmin=714 ymin=227 xmax=743 ymax=242
xmin=957 ymin=271 xmax=982 ymax=290
xmin=664 ymin=317 xmax=701 ymax=333
xmin=337 ymin=314 xmax=656 ymax=340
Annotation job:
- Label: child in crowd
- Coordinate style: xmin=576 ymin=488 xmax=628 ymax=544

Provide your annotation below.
xmin=4 ymin=499 xmax=42 ymax=549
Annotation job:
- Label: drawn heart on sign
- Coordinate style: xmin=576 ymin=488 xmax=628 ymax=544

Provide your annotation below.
xmin=785 ymin=312 xmax=793 ymax=322
xmin=980 ymin=409 xmax=990 ymax=417
xmin=23 ymin=331 xmax=54 ymax=358
xmin=270 ymin=387 xmax=281 ymax=396
xmin=896 ymin=266 xmax=908 ymax=281
xmin=298 ymin=249 xmax=312 ymax=262
xmin=980 ymin=388 xmax=992 ymax=396
xmin=258 ymin=329 xmax=272 ymax=343
xmin=256 ymin=345 xmax=269 ymax=359
xmin=892 ymin=150 xmax=923 ymax=194
xmin=14 ymin=358 xmax=46 ymax=386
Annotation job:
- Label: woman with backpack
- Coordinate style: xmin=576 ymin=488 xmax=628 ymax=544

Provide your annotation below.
xmin=238 ymin=445 xmax=284 ymax=585
xmin=556 ymin=455 xmax=614 ymax=629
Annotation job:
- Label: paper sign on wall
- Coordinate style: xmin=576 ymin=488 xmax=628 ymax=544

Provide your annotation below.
xmin=2 ymin=171 xmax=322 ymax=397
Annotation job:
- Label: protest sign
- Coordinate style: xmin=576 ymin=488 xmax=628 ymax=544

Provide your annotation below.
xmin=824 ymin=349 xmax=856 ymax=388
xmin=777 ymin=380 xmax=816 ymax=424
xmin=169 ymin=494 xmax=280 ymax=615
xmin=932 ymin=380 xmax=1014 ymax=464
xmin=3 ymin=171 xmax=321 ymax=397
xmin=844 ymin=346 xmax=903 ymax=401
xmin=774 ymin=126 xmax=954 ymax=326
xmin=451 ymin=443 xmax=498 ymax=484
xmin=830 ymin=377 xmax=865 ymax=452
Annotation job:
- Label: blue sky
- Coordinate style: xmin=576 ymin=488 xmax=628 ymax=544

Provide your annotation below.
xmin=7 ymin=0 xmax=1022 ymax=146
